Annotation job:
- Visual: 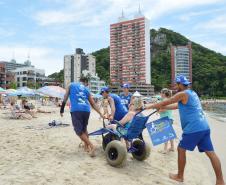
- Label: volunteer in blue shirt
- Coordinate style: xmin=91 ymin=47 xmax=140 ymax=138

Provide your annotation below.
xmin=60 ymin=77 xmax=104 ymax=157
xmin=119 ymin=83 xmax=132 ymax=110
xmin=100 ymin=87 xmax=128 ymax=121
xmin=145 ymin=75 xmax=225 ymax=185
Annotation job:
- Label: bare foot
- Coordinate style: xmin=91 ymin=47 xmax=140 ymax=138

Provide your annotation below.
xmin=169 ymin=173 xmax=184 ymax=182
xmin=216 ymin=181 xmax=225 ymax=185
xmin=89 ymin=147 xmax=96 ymax=157
xmin=84 ymin=144 xmax=89 ymax=153
xmin=168 ymin=148 xmax=175 ymax=152
xmin=158 ymin=150 xmax=168 ymax=154
xmin=78 ymin=142 xmax=84 ymax=148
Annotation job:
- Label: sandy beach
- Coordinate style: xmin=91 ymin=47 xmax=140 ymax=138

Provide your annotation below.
xmin=0 ymin=105 xmax=224 ymax=185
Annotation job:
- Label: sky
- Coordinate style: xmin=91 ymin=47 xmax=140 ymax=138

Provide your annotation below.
xmin=0 ymin=0 xmax=226 ymax=75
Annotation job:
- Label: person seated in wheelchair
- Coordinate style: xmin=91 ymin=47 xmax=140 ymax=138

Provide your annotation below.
xmin=106 ymin=97 xmax=144 ymax=146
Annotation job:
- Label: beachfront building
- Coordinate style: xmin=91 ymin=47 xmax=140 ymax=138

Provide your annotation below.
xmin=82 ymin=70 xmax=105 ymax=94
xmin=0 ymin=59 xmax=33 ymax=71
xmin=64 ymin=48 xmax=96 ymax=87
xmin=171 ymin=43 xmax=192 ymax=86
xmin=110 ymin=10 xmax=154 ymax=96
xmin=0 ymin=62 xmax=16 ymax=89
xmin=11 ymin=66 xmax=46 ymax=88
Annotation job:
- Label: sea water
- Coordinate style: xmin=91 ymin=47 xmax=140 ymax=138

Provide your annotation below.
xmin=203 ymin=103 xmax=226 ymax=123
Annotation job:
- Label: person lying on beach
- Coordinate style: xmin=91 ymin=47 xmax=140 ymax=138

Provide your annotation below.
xmin=21 ymin=99 xmax=37 ymax=118
xmin=10 ymin=102 xmax=32 ymax=120
xmin=22 ymin=99 xmax=52 ymax=115
xmin=106 ymin=97 xmax=144 ymax=147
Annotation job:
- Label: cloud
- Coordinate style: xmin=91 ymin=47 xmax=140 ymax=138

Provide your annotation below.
xmin=198 ymin=41 xmax=226 ymax=54
xmin=178 ymin=8 xmax=225 ymax=22
xmin=0 ymin=46 xmax=62 ymax=75
xmin=198 ymin=14 xmax=226 ymax=31
xmin=145 ymin=0 xmax=223 ymax=20
xmin=33 ymin=0 xmax=224 ymax=27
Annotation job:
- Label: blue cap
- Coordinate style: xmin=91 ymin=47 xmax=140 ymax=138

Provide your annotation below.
xmin=122 ymin=83 xmax=130 ymax=88
xmin=100 ymin=86 xmax=109 ymax=94
xmin=175 ymin=75 xmax=191 ymax=85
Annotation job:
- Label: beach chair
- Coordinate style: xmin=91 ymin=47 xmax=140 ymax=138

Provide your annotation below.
xmin=89 ymin=110 xmax=157 ymax=167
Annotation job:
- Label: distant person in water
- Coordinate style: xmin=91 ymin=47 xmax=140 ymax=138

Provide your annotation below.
xmin=60 ymin=77 xmax=104 ymax=157
xmin=145 ymin=75 xmax=225 ymax=185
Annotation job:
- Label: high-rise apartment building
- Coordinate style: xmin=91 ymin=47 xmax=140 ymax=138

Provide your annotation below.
xmin=110 ymin=11 xmax=154 ymax=96
xmin=64 ymin=48 xmax=96 ymax=87
xmin=110 ymin=14 xmax=150 ymax=85
xmin=171 ymin=43 xmax=192 ymax=85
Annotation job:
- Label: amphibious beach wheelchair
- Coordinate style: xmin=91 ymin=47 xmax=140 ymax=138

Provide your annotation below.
xmin=89 ymin=110 xmax=157 ymax=167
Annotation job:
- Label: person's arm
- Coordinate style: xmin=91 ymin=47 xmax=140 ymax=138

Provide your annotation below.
xmin=161 ymin=103 xmax=178 ymax=110
xmin=119 ymin=112 xmax=134 ymax=126
xmin=108 ymin=97 xmax=115 ymax=121
xmin=145 ymin=92 xmax=186 ymax=110
xmin=60 ymin=85 xmax=70 ymax=117
xmin=89 ymin=95 xmax=104 ymax=118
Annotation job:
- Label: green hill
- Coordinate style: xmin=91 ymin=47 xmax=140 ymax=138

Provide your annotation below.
xmin=92 ymin=28 xmax=226 ymax=97
xmin=50 ymin=28 xmax=226 ymax=97
xmin=151 ymin=28 xmax=226 ymax=96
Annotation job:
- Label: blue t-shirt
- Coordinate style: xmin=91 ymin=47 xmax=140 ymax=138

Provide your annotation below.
xmin=110 ymin=94 xmax=128 ymax=121
xmin=119 ymin=92 xmax=132 ymax=110
xmin=69 ymin=82 xmax=91 ymax=112
xmin=178 ymin=89 xmax=209 ymax=134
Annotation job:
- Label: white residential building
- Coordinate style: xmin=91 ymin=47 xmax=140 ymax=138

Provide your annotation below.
xmin=82 ymin=70 xmax=105 ymax=94
xmin=171 ymin=43 xmax=192 ymax=85
xmin=12 ymin=66 xmax=46 ymax=87
xmin=64 ymin=48 xmax=96 ymax=87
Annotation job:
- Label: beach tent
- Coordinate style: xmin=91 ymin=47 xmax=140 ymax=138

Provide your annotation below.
xmin=37 ymin=86 xmax=66 ymax=98
xmin=133 ymin=91 xmax=142 ymax=97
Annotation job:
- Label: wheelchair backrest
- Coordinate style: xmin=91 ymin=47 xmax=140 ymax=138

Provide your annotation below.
xmin=125 ymin=114 xmax=149 ymax=140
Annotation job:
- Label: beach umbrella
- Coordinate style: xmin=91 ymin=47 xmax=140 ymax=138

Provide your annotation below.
xmin=37 ymin=86 xmax=65 ymax=98
xmin=0 ymin=87 xmax=6 ymax=94
xmin=5 ymin=89 xmax=18 ymax=96
xmin=5 ymin=88 xmax=33 ymax=97
xmin=17 ymin=87 xmax=35 ymax=97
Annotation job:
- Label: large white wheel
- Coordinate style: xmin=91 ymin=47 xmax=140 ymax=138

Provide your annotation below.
xmin=132 ymin=139 xmax=151 ymax=161
xmin=105 ymin=140 xmax=127 ymax=167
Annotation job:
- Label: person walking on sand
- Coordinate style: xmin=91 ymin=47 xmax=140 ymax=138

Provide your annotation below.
xmin=145 ymin=75 xmax=225 ymax=185
xmin=60 ymin=77 xmax=104 ymax=157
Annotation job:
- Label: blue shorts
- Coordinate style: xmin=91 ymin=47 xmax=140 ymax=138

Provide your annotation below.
xmin=70 ymin=111 xmax=90 ymax=136
xmin=179 ymin=130 xmax=214 ymax=152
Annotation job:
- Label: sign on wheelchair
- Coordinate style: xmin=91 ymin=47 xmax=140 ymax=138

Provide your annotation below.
xmin=146 ymin=116 xmax=177 ymax=146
